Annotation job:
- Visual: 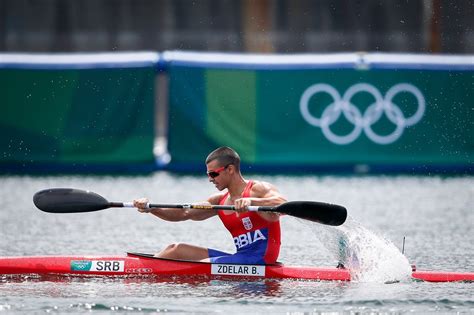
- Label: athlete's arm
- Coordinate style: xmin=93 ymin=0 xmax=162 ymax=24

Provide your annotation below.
xmin=234 ymin=181 xmax=287 ymax=222
xmin=134 ymin=194 xmax=223 ymax=221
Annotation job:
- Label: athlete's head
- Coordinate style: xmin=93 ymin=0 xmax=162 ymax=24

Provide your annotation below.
xmin=205 ymin=147 xmax=241 ymax=186
xmin=206 ymin=147 xmax=240 ymax=170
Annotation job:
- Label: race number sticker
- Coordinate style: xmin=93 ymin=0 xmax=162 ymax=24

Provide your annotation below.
xmin=211 ymin=264 xmax=265 ymax=277
xmin=70 ymin=260 xmax=125 ymax=272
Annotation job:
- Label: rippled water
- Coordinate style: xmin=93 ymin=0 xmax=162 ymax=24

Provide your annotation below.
xmin=1 ymin=174 xmax=473 ymax=313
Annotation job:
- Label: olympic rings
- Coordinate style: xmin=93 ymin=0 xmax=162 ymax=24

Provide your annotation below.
xmin=299 ymin=83 xmax=425 ymax=145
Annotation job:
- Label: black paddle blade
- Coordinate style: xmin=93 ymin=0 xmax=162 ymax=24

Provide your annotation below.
xmin=275 ymin=201 xmax=347 ymax=226
xmin=33 ymin=188 xmax=110 ymax=213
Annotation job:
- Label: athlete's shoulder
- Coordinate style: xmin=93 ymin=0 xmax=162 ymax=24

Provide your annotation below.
xmin=208 ymin=191 xmax=228 ymax=205
xmin=249 ymin=180 xmax=280 ymax=196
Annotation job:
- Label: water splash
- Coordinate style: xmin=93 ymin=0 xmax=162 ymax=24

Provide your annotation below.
xmin=303 ymin=217 xmax=412 ymax=283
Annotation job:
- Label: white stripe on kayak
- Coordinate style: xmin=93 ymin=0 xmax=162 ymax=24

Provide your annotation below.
xmin=70 ymin=260 xmax=125 ymax=272
xmin=211 ymin=264 xmax=265 ymax=277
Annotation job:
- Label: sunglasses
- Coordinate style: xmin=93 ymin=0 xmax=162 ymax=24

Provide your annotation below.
xmin=207 ymin=164 xmax=231 ymax=178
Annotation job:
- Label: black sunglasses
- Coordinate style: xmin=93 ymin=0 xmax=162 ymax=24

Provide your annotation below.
xmin=207 ymin=164 xmax=231 ymax=178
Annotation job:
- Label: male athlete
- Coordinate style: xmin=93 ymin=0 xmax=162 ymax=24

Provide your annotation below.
xmin=134 ymin=146 xmax=287 ymax=264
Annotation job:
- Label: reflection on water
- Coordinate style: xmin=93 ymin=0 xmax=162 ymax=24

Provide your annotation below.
xmin=1 ymin=275 xmax=283 ymax=298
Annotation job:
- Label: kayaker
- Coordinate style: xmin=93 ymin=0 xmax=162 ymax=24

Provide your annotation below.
xmin=133 ymin=146 xmax=287 ymax=264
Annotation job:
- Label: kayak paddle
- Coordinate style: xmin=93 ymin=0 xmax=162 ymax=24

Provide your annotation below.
xmin=33 ymin=188 xmax=347 ymax=226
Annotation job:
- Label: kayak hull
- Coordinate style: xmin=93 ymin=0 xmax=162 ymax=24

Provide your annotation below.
xmin=0 ymin=253 xmax=472 ymax=282
xmin=0 ymin=253 xmax=350 ymax=281
xmin=411 ymin=270 xmax=474 ymax=282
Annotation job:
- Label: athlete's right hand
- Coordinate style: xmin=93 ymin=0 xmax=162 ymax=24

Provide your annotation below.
xmin=133 ymin=197 xmax=150 ymax=213
xmin=234 ymin=198 xmax=252 ymax=212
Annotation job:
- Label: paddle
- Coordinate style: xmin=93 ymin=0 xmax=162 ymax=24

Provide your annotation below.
xmin=33 ymin=188 xmax=347 ymax=226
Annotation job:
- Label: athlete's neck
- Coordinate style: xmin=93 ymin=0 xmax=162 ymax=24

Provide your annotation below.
xmin=227 ymin=175 xmax=248 ymax=199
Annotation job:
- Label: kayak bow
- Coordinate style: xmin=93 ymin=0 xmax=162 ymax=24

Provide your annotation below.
xmin=0 ymin=253 xmax=472 ymax=282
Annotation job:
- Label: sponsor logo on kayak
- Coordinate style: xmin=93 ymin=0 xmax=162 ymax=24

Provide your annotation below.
xmin=70 ymin=260 xmax=125 ymax=272
xmin=211 ymin=264 xmax=265 ymax=277
xmin=70 ymin=260 xmax=92 ymax=271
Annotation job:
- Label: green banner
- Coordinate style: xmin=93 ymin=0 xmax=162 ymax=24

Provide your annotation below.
xmin=167 ymin=63 xmax=473 ymax=170
xmin=1 ymin=67 xmax=155 ymax=172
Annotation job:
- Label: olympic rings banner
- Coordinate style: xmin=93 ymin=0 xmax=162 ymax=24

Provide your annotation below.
xmin=166 ymin=52 xmax=473 ymax=172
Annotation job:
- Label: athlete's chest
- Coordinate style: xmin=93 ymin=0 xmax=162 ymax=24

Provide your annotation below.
xmin=219 ymin=210 xmax=268 ymax=234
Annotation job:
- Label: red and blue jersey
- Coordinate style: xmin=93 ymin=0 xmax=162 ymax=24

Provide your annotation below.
xmin=208 ymin=180 xmax=281 ymax=265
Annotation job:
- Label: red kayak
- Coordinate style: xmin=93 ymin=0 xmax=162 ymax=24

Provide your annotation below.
xmin=0 ymin=252 xmax=472 ymax=282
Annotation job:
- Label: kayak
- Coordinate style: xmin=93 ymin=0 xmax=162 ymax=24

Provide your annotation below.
xmin=0 ymin=252 xmax=473 ymax=282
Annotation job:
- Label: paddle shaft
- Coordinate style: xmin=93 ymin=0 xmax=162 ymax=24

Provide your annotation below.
xmin=111 ymin=202 xmax=271 ymax=212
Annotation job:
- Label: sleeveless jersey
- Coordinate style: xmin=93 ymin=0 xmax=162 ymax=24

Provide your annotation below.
xmin=216 ymin=180 xmax=281 ymax=264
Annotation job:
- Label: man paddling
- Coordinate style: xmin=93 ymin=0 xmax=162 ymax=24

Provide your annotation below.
xmin=133 ymin=146 xmax=287 ymax=264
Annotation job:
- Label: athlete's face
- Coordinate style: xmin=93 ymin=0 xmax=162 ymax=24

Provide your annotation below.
xmin=206 ymin=160 xmax=230 ymax=191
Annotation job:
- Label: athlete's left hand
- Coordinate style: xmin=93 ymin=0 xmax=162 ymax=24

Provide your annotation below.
xmin=234 ymin=198 xmax=252 ymax=213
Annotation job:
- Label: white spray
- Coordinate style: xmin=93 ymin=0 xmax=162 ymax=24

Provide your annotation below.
xmin=303 ymin=216 xmax=412 ymax=283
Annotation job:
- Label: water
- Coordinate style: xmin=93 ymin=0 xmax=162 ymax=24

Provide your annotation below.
xmin=1 ymin=174 xmax=473 ymax=313
xmin=307 ymin=218 xmax=413 ymax=283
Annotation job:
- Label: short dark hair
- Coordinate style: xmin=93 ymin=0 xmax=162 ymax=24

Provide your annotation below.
xmin=206 ymin=146 xmax=240 ymax=170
